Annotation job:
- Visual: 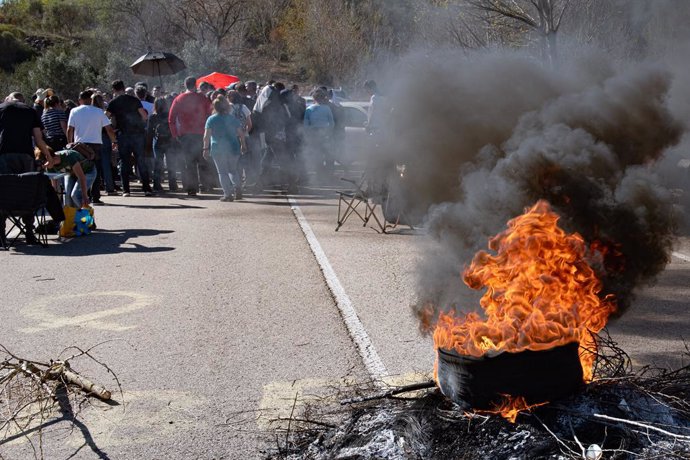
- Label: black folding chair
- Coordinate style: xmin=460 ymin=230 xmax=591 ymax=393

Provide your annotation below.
xmin=335 ymin=174 xmax=386 ymax=233
xmin=0 ymin=173 xmax=50 ymax=249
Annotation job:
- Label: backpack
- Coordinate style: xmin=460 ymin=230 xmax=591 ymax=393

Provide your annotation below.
xmin=154 ymin=118 xmax=172 ymax=141
xmin=232 ymin=104 xmax=249 ymax=130
xmin=66 ymin=142 xmax=96 ymax=160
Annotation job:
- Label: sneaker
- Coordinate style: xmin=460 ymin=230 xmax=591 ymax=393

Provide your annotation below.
xmin=220 ymin=195 xmax=234 ymax=202
xmin=92 ymin=199 xmax=105 ymax=205
xmin=235 ymin=189 xmax=243 ymax=200
xmin=122 ymin=192 xmax=131 ymax=197
xmin=107 ymin=191 xmax=119 ymax=196
xmin=187 ymin=190 xmax=197 ymax=196
xmin=144 ymin=191 xmax=155 ymax=197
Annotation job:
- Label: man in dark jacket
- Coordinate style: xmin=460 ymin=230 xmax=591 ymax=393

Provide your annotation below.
xmin=106 ymin=79 xmax=151 ymax=197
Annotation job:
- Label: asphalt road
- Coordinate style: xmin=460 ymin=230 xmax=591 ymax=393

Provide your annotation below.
xmin=1 ymin=181 xmax=688 ymax=459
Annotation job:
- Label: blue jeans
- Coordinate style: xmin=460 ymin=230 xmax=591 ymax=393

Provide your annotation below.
xmin=64 ymin=169 xmax=97 ymax=207
xmin=211 ymin=152 xmax=240 ymax=198
xmin=117 ymin=131 xmax=150 ymax=193
xmin=153 ymin=138 xmax=176 ymax=189
xmin=100 ymin=131 xmax=115 ymax=192
xmin=178 ymin=134 xmax=203 ymax=192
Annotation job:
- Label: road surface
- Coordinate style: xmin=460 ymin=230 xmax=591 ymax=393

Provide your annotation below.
xmin=1 ymin=182 xmax=688 ymax=459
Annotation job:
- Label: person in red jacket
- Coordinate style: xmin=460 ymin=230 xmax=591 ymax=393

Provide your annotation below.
xmin=168 ymin=77 xmax=212 ymax=196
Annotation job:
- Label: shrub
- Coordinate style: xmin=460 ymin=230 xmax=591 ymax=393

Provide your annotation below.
xmin=0 ymin=31 xmax=34 ymax=71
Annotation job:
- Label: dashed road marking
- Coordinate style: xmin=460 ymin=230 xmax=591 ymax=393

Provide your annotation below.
xmin=19 ymin=291 xmax=157 ymax=333
xmin=288 ymin=197 xmax=388 ymax=383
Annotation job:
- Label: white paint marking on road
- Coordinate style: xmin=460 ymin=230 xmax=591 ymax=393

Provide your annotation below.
xmin=671 ymin=251 xmax=690 ymax=263
xmin=19 ymin=291 xmax=157 ymax=333
xmin=288 ymin=197 xmax=388 ymax=382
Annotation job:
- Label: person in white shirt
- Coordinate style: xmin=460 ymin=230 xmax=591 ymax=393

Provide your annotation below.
xmin=135 ymin=86 xmax=154 ymax=115
xmin=67 ymin=90 xmax=117 ymax=204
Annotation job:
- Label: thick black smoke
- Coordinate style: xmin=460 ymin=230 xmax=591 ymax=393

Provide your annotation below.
xmin=373 ymin=51 xmax=684 ymax=331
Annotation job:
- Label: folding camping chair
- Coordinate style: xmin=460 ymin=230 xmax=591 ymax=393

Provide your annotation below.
xmin=335 ymin=174 xmax=386 ymax=233
xmin=0 ymin=172 xmax=50 ymax=250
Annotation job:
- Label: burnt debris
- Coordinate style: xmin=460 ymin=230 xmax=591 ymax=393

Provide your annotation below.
xmin=267 ymin=338 xmax=690 ymax=460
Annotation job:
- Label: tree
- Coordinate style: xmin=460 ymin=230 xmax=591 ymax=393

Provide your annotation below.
xmin=41 ymin=0 xmax=95 ymax=39
xmin=245 ymin=0 xmax=291 ymax=60
xmin=467 ymin=0 xmax=571 ymax=63
xmin=19 ymin=46 xmax=98 ymax=98
xmin=282 ymin=0 xmax=366 ymax=84
xmin=179 ymin=40 xmax=233 ymax=77
xmin=167 ymin=0 xmax=247 ymax=48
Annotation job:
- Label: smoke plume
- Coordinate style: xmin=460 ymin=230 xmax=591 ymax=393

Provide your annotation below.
xmin=373 ymin=50 xmax=684 ymax=331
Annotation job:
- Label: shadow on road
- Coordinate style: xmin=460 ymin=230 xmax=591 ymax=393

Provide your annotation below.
xmin=99 ymin=202 xmax=206 ymax=209
xmin=11 ymin=229 xmax=175 ymax=256
xmin=237 ymin=199 xmax=336 ymax=207
xmin=0 ymin=385 xmax=113 ymax=459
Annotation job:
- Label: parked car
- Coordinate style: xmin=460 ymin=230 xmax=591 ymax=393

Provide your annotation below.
xmin=339 ymin=101 xmax=370 ymax=165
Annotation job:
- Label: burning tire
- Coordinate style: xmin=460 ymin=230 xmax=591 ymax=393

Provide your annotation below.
xmin=436 ymin=341 xmax=584 ymax=410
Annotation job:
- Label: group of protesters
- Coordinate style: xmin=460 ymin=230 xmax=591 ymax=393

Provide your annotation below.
xmin=0 ymin=75 xmax=384 ymax=245
xmin=4 ymin=76 xmax=382 ymax=201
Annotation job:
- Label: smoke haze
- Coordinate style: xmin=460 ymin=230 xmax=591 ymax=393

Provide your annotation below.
xmin=370 ymin=46 xmax=686 ymax=331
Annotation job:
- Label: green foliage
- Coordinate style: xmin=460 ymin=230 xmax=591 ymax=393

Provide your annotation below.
xmin=102 ymin=50 xmax=135 ymax=86
xmin=41 ymin=0 xmax=95 ymax=38
xmin=0 ymin=31 xmax=34 ymax=71
xmin=15 ymin=46 xmax=99 ymax=98
xmin=0 ymin=23 xmax=26 ymax=38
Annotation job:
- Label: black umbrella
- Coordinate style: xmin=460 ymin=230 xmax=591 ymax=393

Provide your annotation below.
xmin=130 ymin=51 xmax=186 ymax=88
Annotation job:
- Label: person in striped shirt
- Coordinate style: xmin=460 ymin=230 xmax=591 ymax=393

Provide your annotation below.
xmin=41 ymin=95 xmax=68 ymax=152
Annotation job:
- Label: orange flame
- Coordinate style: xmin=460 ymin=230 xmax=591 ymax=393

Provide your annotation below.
xmin=480 ymin=396 xmax=547 ymax=423
xmin=433 ymin=200 xmax=616 ymax=419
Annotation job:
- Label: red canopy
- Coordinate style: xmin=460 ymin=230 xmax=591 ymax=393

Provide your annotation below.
xmin=197 ymin=72 xmax=240 ymax=89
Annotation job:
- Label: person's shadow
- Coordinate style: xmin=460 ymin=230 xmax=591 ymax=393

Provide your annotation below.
xmin=12 ymin=228 xmax=175 ymax=256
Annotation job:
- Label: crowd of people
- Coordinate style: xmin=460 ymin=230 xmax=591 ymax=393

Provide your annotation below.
xmin=0 ymin=75 xmax=384 ymax=244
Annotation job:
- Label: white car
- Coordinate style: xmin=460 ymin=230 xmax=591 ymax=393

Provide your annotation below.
xmin=339 ymin=101 xmax=370 ymax=165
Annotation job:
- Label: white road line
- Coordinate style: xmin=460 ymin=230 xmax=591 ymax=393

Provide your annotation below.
xmin=288 ymin=197 xmax=388 ymax=382
xmin=672 ymin=251 xmax=690 ymax=263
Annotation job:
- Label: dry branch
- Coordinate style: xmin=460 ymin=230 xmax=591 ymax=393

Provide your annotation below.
xmin=340 ymin=380 xmax=436 ymax=405
xmin=0 ymin=343 xmax=119 ymax=457
xmin=592 ymin=413 xmax=690 ymax=442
